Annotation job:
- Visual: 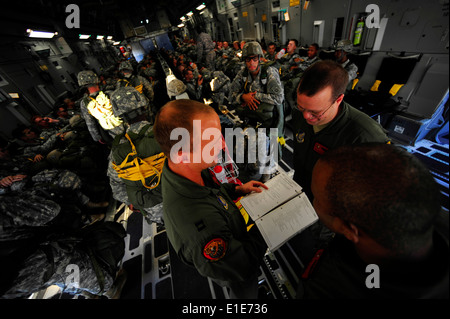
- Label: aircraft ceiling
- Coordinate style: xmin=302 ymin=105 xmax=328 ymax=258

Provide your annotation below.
xmin=0 ymin=0 xmax=213 ymax=41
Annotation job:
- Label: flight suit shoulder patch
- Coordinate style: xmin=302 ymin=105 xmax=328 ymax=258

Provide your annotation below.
xmin=203 ymin=238 xmax=227 ymax=261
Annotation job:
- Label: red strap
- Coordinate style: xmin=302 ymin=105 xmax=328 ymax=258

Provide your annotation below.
xmin=301 ymin=249 xmax=324 ymax=279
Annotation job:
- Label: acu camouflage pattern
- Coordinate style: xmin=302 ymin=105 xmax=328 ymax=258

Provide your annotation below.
xmin=167 ymin=79 xmax=187 ymax=96
xmin=196 ymin=32 xmax=216 ymax=70
xmin=77 ymin=71 xmax=99 ymax=87
xmin=228 ymin=63 xmax=284 ymax=128
xmin=335 ymin=39 xmax=353 ymax=53
xmin=242 ymin=41 xmax=264 ymax=58
xmin=116 ymin=74 xmax=155 ymax=105
xmin=2 ymin=222 xmax=126 ymax=299
xmin=31 ymin=169 xmax=82 ymax=190
xmin=110 ymin=87 xmax=149 ymax=119
xmin=210 ymin=71 xmax=231 ymax=106
xmin=119 ymin=60 xmax=133 ymax=72
xmin=0 ymin=190 xmax=61 ymax=228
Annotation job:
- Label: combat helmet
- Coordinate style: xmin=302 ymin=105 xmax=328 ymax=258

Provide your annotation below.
xmin=119 ymin=60 xmax=133 ymax=72
xmin=77 ymin=70 xmax=99 ymax=87
xmin=167 ymin=79 xmax=187 ymax=97
xmin=242 ymin=41 xmax=264 ymax=58
xmin=110 ymin=86 xmax=149 ymax=120
xmin=335 ymin=39 xmax=353 ymax=53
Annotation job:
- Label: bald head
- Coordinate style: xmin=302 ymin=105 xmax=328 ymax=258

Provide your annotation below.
xmin=154 ymin=99 xmax=219 ymax=157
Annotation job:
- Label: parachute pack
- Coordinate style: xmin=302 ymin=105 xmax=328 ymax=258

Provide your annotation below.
xmin=111 ymin=124 xmax=165 ymax=211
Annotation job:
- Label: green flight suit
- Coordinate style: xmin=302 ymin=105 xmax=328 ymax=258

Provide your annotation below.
xmin=292 ymin=101 xmax=390 ymax=200
xmin=161 ymin=160 xmax=267 ymax=291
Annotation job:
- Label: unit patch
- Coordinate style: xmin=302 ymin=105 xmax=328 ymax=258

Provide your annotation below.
xmin=203 ymin=238 xmax=227 ymax=261
xmin=296 ymin=131 xmax=306 ymax=143
xmin=216 ymin=195 xmax=228 ymax=210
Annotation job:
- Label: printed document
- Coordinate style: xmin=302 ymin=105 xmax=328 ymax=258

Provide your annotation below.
xmin=240 ymin=171 xmax=318 ymax=251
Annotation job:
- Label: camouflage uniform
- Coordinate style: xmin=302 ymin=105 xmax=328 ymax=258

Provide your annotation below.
xmin=335 ymin=40 xmax=358 ymax=82
xmin=298 ymin=56 xmax=320 ymax=72
xmin=108 ymin=87 xmax=164 ymax=225
xmin=78 ymin=70 xmax=124 ymax=143
xmin=228 ymin=42 xmax=284 ymax=180
xmin=277 ymin=51 xmax=302 ymax=78
xmin=31 ymin=168 xmax=90 ymax=206
xmin=229 ymin=43 xmax=284 ymax=120
xmin=210 ymin=71 xmax=231 ymax=106
xmin=196 ymin=32 xmax=216 ymax=70
xmin=166 ymin=78 xmax=189 ymax=100
xmin=282 ymin=54 xmax=319 ymax=112
xmin=21 ymin=133 xmax=59 ymax=160
xmin=116 ymin=61 xmax=155 ymax=104
xmin=1 ymin=221 xmax=126 ymax=299
xmin=0 ymin=190 xmax=61 ymax=229
xmin=184 ymin=78 xmax=203 ymax=101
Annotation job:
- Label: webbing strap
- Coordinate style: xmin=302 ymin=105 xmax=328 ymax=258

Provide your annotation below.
xmin=112 ymin=133 xmax=165 ymax=189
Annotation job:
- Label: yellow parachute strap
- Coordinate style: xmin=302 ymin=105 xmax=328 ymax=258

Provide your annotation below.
xmin=370 ymin=80 xmax=381 ymax=92
xmin=134 ymin=84 xmax=144 ymax=94
xmin=235 ymin=198 xmax=255 ymax=232
xmin=389 ymin=84 xmax=404 ymax=96
xmin=118 ymin=79 xmax=131 ymax=87
xmin=278 ymin=136 xmax=286 ymax=146
xmin=351 ymin=78 xmax=359 ymax=90
xmin=112 ymin=133 xmax=166 ymax=189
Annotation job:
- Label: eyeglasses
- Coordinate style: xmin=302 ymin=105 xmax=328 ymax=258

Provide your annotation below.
xmin=297 ymin=96 xmax=341 ymax=120
xmin=244 ymin=56 xmax=259 ymax=63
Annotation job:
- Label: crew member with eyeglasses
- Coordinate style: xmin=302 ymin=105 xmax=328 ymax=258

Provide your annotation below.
xmin=290 ymin=60 xmax=390 ymax=261
xmin=292 ymin=60 xmax=390 ymax=201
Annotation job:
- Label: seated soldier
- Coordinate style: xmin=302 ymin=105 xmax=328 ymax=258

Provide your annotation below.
xmin=298 ymin=43 xmax=320 ymax=72
xmin=12 ymin=125 xmax=60 ymax=174
xmin=276 ymin=39 xmax=301 ymax=80
xmin=262 ymin=42 xmax=278 ymax=63
xmin=183 ymin=68 xmax=204 ymax=102
xmin=334 ymin=39 xmax=358 ymax=83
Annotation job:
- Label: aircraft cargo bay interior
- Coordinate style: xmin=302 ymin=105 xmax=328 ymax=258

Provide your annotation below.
xmin=0 ymin=0 xmax=448 ymax=303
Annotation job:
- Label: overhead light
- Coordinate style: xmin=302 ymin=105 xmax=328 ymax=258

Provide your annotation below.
xmin=186 ymin=11 xmax=193 ymax=17
xmin=107 ymin=36 xmax=113 ymax=40
xmin=146 ymin=19 xmax=149 ymax=24
xmin=196 ymin=3 xmax=206 ymax=10
xmin=79 ymin=34 xmax=91 ymax=39
xmin=26 ymin=29 xmax=57 ymax=38
xmin=113 ymin=41 xmax=121 ymax=45
xmin=96 ymin=35 xmax=104 ymax=40
xmin=177 ymin=23 xmax=185 ymax=28
xmin=180 ymin=16 xmax=186 ymax=21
